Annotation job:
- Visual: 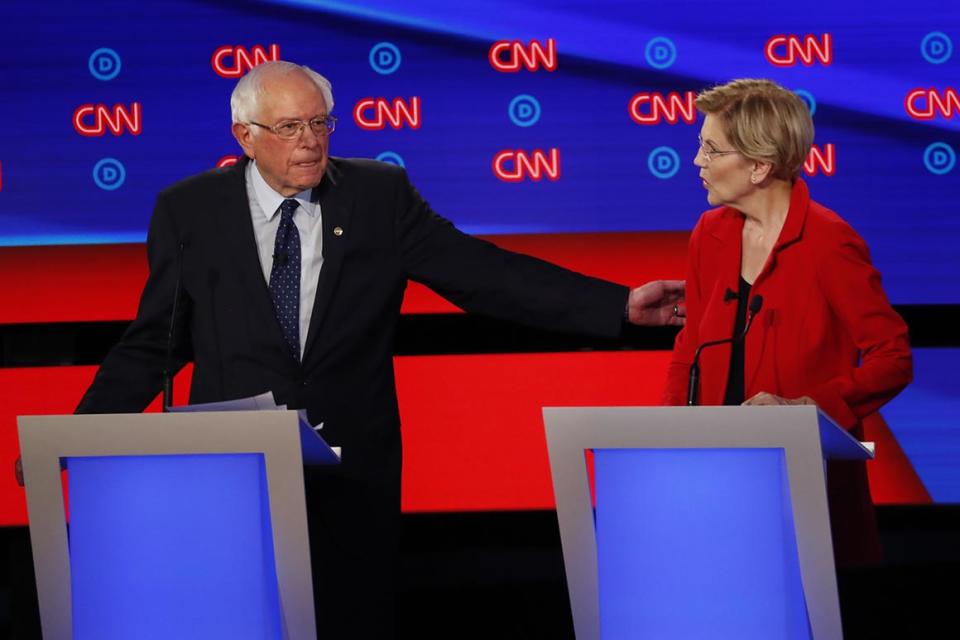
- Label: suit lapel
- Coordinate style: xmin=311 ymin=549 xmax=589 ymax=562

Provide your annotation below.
xmin=706 ymin=209 xmax=742 ymax=343
xmin=697 ymin=210 xmax=742 ymax=404
xmin=744 ymin=179 xmax=810 ymax=393
xmin=303 ymin=160 xmax=354 ymax=360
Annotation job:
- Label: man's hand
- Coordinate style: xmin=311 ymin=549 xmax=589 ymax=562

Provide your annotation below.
xmin=743 ymin=392 xmax=816 ymax=406
xmin=627 ymin=280 xmax=686 ymax=326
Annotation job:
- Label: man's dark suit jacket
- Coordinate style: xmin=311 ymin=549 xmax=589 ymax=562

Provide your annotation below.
xmin=76 ymin=155 xmax=628 ymax=631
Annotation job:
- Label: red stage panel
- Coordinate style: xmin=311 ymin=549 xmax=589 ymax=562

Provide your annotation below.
xmin=1 ymin=355 xmax=929 ymax=526
xmin=0 ymin=244 xmax=148 ymax=323
xmin=0 ymin=232 xmax=689 ymax=322
xmin=396 ymin=351 xmax=673 ymax=512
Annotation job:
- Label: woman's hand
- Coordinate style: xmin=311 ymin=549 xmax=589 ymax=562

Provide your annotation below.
xmin=743 ymin=392 xmax=816 ymax=406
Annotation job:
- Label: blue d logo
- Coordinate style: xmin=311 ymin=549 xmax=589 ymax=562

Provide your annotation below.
xmin=93 ymin=158 xmax=127 ymax=190
xmin=508 ymin=95 xmax=542 ymax=127
xmin=921 ymin=32 xmax=953 ymax=65
xmin=89 ymin=48 xmax=122 ymax=81
xmin=923 ymin=142 xmax=956 ymax=175
xmin=369 ymin=42 xmax=402 ymax=75
xmin=375 ymin=151 xmax=405 ymax=168
xmin=645 ymin=37 xmax=677 ymax=70
xmin=648 ymin=146 xmax=680 ymax=179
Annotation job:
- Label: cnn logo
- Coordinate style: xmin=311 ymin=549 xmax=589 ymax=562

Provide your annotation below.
xmin=492 ymin=149 xmax=560 ymax=182
xmin=489 ymin=39 xmax=557 ymax=72
xmin=212 ymin=44 xmax=280 ymax=78
xmin=905 ymin=88 xmax=960 ymax=120
xmin=765 ymin=34 xmax=832 ymax=67
xmin=803 ymin=144 xmax=835 ymax=177
xmin=73 ymin=103 xmax=142 ymax=136
xmin=629 ymin=92 xmax=697 ymax=125
xmin=354 ymin=98 xmax=421 ymax=130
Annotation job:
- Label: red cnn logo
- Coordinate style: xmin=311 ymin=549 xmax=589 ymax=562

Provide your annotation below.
xmin=489 ymin=39 xmax=557 ymax=72
xmin=217 ymin=155 xmax=240 ymax=168
xmin=211 ymin=44 xmax=280 ymax=78
xmin=492 ymin=149 xmax=561 ymax=182
xmin=629 ymin=91 xmax=697 ymax=125
xmin=905 ymin=88 xmax=960 ymax=120
xmin=803 ymin=144 xmax=835 ymax=177
xmin=765 ymin=34 xmax=832 ymax=67
xmin=73 ymin=103 xmax=142 ymax=137
xmin=353 ymin=97 xmax=421 ymax=130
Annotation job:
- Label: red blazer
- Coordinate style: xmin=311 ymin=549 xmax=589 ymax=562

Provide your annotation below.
xmin=663 ymin=179 xmax=912 ymax=426
xmin=662 ymin=179 xmax=913 ymax=566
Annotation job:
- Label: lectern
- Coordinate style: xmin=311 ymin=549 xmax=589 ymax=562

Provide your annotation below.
xmin=543 ymin=405 xmax=873 ymax=640
xmin=18 ymin=410 xmax=339 ymax=640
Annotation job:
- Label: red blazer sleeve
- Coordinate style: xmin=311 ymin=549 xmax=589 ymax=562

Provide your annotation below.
xmin=808 ymin=220 xmax=913 ymax=427
xmin=662 ymin=217 xmax=705 ymax=405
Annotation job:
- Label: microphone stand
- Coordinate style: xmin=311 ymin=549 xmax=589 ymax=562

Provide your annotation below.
xmin=687 ymin=296 xmax=763 ymax=406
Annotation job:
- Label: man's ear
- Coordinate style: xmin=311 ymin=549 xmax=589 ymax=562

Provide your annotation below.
xmin=231 ymin=122 xmax=256 ymax=159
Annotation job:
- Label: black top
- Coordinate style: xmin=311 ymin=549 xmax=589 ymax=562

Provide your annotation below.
xmin=723 ymin=276 xmax=753 ymax=406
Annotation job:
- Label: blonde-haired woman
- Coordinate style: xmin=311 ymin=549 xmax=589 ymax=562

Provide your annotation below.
xmin=663 ymin=79 xmax=912 ymax=566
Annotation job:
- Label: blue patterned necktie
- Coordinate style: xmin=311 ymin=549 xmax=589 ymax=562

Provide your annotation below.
xmin=269 ymin=199 xmax=301 ymax=362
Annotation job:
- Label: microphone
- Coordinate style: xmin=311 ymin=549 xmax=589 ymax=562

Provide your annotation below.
xmin=723 ymin=288 xmax=739 ymax=303
xmin=686 ymin=295 xmax=764 ymax=406
xmin=162 ymin=242 xmax=186 ymax=412
xmin=273 ymin=251 xmax=288 ymax=266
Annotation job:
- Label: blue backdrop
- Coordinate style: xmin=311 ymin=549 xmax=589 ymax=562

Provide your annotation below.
xmin=2 ymin=0 xmax=958 ymax=303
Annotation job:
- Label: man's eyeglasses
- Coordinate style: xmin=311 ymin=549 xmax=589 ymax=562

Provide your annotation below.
xmin=697 ymin=135 xmax=738 ymax=163
xmin=249 ymin=115 xmax=337 ymax=140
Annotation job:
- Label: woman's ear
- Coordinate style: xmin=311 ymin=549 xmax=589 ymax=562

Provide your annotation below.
xmin=750 ymin=160 xmax=773 ymax=184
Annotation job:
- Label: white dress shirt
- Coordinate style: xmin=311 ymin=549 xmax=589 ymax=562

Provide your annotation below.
xmin=245 ymin=161 xmax=324 ymax=358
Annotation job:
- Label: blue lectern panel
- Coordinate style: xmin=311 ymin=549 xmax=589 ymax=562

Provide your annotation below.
xmin=594 ymin=448 xmax=809 ymax=640
xmin=66 ymin=454 xmax=283 ymax=640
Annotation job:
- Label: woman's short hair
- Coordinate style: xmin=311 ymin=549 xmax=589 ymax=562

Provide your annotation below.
xmin=695 ymin=79 xmax=813 ymax=181
xmin=230 ymin=61 xmax=334 ymax=125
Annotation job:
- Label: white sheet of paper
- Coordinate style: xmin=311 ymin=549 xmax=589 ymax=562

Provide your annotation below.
xmin=169 ymin=393 xmax=322 ymax=431
xmin=167 ymin=391 xmax=281 ymax=413
xmin=167 ymin=392 xmax=336 ymax=459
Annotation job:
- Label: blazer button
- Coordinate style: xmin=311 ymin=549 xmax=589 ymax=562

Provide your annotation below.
xmin=333 ymin=226 xmax=343 ymax=236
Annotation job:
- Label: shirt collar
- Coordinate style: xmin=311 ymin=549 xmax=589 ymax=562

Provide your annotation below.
xmin=249 ymin=160 xmax=318 ymax=221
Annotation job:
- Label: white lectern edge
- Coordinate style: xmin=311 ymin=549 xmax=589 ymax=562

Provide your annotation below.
xmin=17 ymin=410 xmax=334 ymax=640
xmin=543 ymin=405 xmax=870 ymax=640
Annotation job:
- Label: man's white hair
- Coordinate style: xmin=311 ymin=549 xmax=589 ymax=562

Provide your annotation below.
xmin=230 ymin=61 xmax=334 ymax=124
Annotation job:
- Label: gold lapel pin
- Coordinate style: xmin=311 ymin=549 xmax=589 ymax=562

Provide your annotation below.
xmin=333 ymin=226 xmax=344 ymax=236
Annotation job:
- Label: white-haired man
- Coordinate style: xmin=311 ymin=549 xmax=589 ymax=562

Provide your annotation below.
xmin=76 ymin=61 xmax=685 ymax=637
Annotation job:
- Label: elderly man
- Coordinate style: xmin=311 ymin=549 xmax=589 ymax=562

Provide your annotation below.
xmin=75 ymin=61 xmax=684 ymax=636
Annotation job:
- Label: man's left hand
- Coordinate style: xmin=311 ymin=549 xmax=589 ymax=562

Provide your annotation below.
xmin=627 ymin=280 xmax=686 ymax=326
